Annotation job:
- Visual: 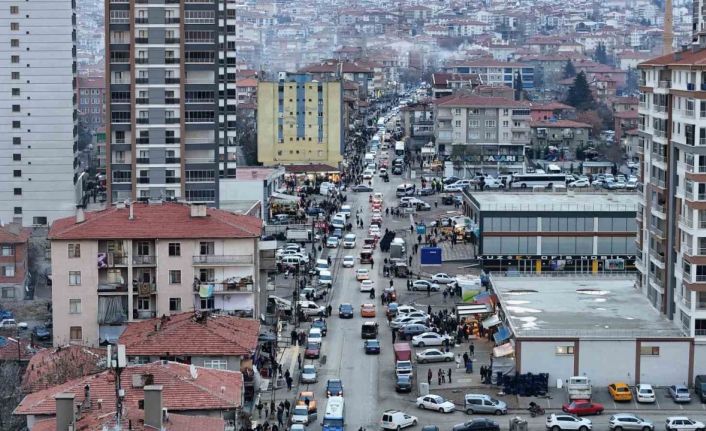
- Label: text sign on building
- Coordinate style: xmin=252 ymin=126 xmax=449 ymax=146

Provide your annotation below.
xmin=477 ymin=255 xmax=636 ymax=261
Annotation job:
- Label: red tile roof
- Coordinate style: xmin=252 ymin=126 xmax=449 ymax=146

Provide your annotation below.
xmin=14 ymin=361 xmax=243 ymax=416
xmin=434 ymin=93 xmax=530 ymax=108
xmin=119 ymin=312 xmax=259 ymax=357
xmin=22 ymin=345 xmax=106 ymax=392
xmin=0 ymin=336 xmax=32 ymax=361
xmin=529 ymin=101 xmax=576 ymax=111
xmin=530 ymin=119 xmax=592 ymax=128
xmin=639 ymin=47 xmax=706 ymax=67
xmin=32 ymin=412 xmax=226 ymax=431
xmin=48 ymin=202 xmax=262 ymax=240
xmin=0 ymin=223 xmax=31 ymax=244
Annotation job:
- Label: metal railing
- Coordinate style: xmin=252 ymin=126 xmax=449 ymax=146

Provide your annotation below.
xmin=658 ymin=80 xmax=671 ymax=88
xmin=194 ymin=281 xmax=254 ymax=293
xmin=192 ymin=254 xmax=254 ymax=265
xmin=132 ymin=255 xmax=156 ymax=265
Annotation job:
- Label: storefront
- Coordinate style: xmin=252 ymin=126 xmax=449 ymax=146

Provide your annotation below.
xmin=284 ymin=164 xmax=341 ymax=190
xmin=477 ymin=254 xmax=636 ymax=274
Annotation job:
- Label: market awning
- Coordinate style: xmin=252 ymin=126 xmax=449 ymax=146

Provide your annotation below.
xmin=270 ymin=192 xmax=300 ymax=202
xmin=482 ymin=314 xmax=502 ymax=329
xmin=456 ymin=304 xmax=493 ymax=318
xmin=474 ymin=292 xmax=497 ymax=306
xmin=493 ymin=342 xmax=514 ymax=357
xmin=493 ymin=325 xmax=512 ymax=344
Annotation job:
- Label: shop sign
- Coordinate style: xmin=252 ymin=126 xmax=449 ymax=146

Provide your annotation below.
xmin=477 ymin=255 xmax=635 ymax=261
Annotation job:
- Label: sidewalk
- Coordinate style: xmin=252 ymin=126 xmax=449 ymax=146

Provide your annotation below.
xmin=251 ymin=337 xmax=302 ymax=426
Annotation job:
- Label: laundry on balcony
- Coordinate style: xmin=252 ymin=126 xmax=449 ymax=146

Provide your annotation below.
xmin=137 ymin=282 xmax=154 ymax=297
xmin=199 ymin=284 xmax=214 ymax=298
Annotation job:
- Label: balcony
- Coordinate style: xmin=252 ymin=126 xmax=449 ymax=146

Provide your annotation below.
xmin=133 ymin=282 xmax=156 ymax=295
xmin=136 ymin=98 xmax=148 ymax=105
xmin=650 ymin=153 xmax=666 ymax=164
xmin=685 ymin=109 xmax=696 ymax=118
xmin=133 ymin=309 xmax=156 ymax=320
xmin=651 ymin=203 xmax=665 ymax=216
xmin=135 ymin=78 xmax=148 ymax=84
xmin=166 ymin=18 xmax=180 ymax=24
xmin=166 ymin=157 xmax=181 ymax=164
xmin=165 ymin=137 xmax=180 ymax=144
xmin=165 ymin=98 xmax=180 ymax=104
xmin=135 ymin=58 xmax=149 ymax=64
xmin=688 ymin=83 xmax=696 ymax=91
xmin=194 ymin=278 xmax=254 ymax=293
xmin=165 ymin=118 xmax=180 ymax=124
xmin=136 ymin=138 xmax=149 ymax=144
xmin=165 ymin=177 xmax=181 ymax=184
xmin=683 ymin=163 xmax=706 ymax=173
xmin=649 ymin=249 xmax=665 ymax=265
xmin=165 ymin=38 xmax=180 ymax=44
xmin=658 ymin=80 xmax=671 ymax=88
xmin=135 ymin=18 xmax=148 ymax=24
xmin=136 ymin=118 xmax=149 ymax=124
xmin=185 ymin=157 xmax=216 ymax=164
xmin=135 ymin=38 xmax=148 ymax=44
xmin=649 ymin=224 xmax=664 ymax=238
xmin=97 ymin=282 xmax=128 ymax=293
xmin=136 ymin=158 xmax=150 ymax=164
xmin=165 ymin=58 xmax=180 ymax=64
xmin=638 ymin=79 xmax=646 ymax=86
xmin=655 ymin=105 xmax=667 ymax=113
xmin=132 ymin=255 xmax=156 ymax=265
xmin=654 ymin=130 xmax=666 ymax=138
xmin=192 ymin=254 xmax=254 ymax=265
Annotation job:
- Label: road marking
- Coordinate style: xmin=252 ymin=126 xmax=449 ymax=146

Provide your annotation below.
xmin=654 ymin=396 xmax=660 ymax=410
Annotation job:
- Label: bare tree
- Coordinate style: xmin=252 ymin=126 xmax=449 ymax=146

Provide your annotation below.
xmin=0 ymin=362 xmax=27 ymax=431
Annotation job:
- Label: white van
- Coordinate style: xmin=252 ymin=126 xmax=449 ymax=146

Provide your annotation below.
xmin=319 ymin=182 xmax=334 ymax=195
xmin=319 ymin=269 xmax=333 ymax=286
xmin=308 ymin=328 xmax=323 ymax=345
xmin=343 ymin=233 xmax=356 ymax=248
xmin=340 ymin=205 xmax=352 ymax=218
xmin=315 ymin=259 xmax=329 ymax=274
xmin=396 ymin=184 xmax=415 ymax=197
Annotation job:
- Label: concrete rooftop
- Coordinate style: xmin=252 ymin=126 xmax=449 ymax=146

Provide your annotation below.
xmin=467 ymin=191 xmax=639 ymax=212
xmin=492 ymin=276 xmax=684 ymax=338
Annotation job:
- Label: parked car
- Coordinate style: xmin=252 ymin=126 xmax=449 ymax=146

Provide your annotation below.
xmin=463 ymin=394 xmax=507 ymax=415
xmin=0 ymin=319 xmax=18 ymax=328
xmin=32 ymin=325 xmax=51 ymax=341
xmin=364 ymin=339 xmax=381 ymax=354
xmin=304 ymin=342 xmax=320 ymax=359
xmin=415 ymin=348 xmax=454 ymax=363
xmin=311 ymin=318 xmax=327 ymax=336
xmin=300 ymin=364 xmax=317 ymax=383
xmin=395 ymin=374 xmax=413 ymax=393
xmin=608 ymin=383 xmax=633 ymax=401
xmin=400 ymin=323 xmax=429 ymax=337
xmin=381 ymin=410 xmax=417 ymax=430
xmin=569 ymin=179 xmax=590 ymax=188
xmin=608 ymin=413 xmax=653 ymax=431
xmin=431 ymin=273 xmax=456 ymax=284
xmin=411 ymin=332 xmax=452 ymax=347
xmin=665 ymin=417 xmax=705 ymax=431
xmin=561 ymin=400 xmax=604 ymax=416
xmin=452 ymin=419 xmax=500 ymax=431
xmin=411 ymin=280 xmax=440 ymax=291
xmin=635 ymin=384 xmax=656 ymax=403
xmin=416 ymin=394 xmax=455 ymax=413
xmin=668 ymin=385 xmax=692 ymax=403
xmin=545 ymin=414 xmax=592 ymax=431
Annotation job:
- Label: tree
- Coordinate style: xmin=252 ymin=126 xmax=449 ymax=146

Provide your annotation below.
xmin=594 ymin=42 xmax=609 ymax=65
xmin=0 ymin=362 xmax=26 ymax=431
xmin=625 ymin=66 xmax=639 ymax=94
xmin=514 ymin=71 xmax=523 ymax=101
xmin=563 ymin=60 xmax=576 ymax=79
xmin=565 ymin=72 xmax=594 ymax=111
xmin=576 ymin=110 xmax=603 ymax=138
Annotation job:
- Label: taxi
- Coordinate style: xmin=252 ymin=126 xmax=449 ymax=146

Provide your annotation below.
xmin=360 ymin=303 xmax=376 ymax=317
xmin=608 ymin=382 xmax=633 ymax=401
xmin=356 ymin=268 xmax=370 ymax=281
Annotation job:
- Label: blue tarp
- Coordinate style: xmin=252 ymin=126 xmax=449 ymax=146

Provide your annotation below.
xmin=493 ymin=325 xmax=512 ymax=344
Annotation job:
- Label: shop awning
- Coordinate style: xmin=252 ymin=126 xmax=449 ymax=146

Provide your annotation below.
xmin=456 ymin=304 xmax=493 ymax=318
xmin=493 ymin=342 xmax=514 ymax=357
xmin=474 ymin=292 xmax=497 ymax=306
xmin=493 ymin=325 xmax=512 ymax=344
xmin=270 ymin=192 xmax=300 ymax=202
xmin=482 ymin=314 xmax=502 ymax=329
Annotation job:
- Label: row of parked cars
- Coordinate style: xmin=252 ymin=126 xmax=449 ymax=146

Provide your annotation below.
xmin=568 ymin=173 xmax=639 ymax=190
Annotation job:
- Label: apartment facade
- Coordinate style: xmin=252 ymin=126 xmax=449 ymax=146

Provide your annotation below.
xmin=105 ymin=0 xmax=238 ymax=205
xmin=0 ymin=0 xmax=79 ymax=226
xmin=433 ymin=93 xmax=530 ymax=176
xmin=77 ymin=75 xmax=106 ymax=133
xmin=636 ymin=47 xmax=706 ymax=339
xmin=0 ymin=223 xmax=31 ymax=301
xmin=257 ymin=73 xmax=343 ymax=166
xmin=443 ymin=60 xmax=535 ymax=90
xmin=48 ymin=202 xmax=262 ymax=346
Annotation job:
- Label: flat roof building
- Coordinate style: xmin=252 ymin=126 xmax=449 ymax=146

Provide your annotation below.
xmin=462 ymin=191 xmax=639 ymax=273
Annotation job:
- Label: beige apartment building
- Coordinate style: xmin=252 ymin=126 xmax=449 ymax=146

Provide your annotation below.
xmin=48 ymin=202 xmax=262 ymax=346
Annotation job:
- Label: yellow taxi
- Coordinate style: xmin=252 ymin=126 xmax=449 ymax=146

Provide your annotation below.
xmin=360 ymin=303 xmax=376 ymax=317
xmin=608 ymin=382 xmax=633 ymax=401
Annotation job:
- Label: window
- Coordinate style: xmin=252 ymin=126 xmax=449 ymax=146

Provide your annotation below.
xmin=13 ymin=170 xmax=21 ymax=177
xmin=169 ymin=298 xmax=182 ymax=311
xmin=200 ymin=297 xmax=214 ymax=310
xmin=469 ymin=120 xmax=479 ymax=128
xmin=640 ymin=346 xmax=660 ymax=356
xmin=199 ymin=241 xmax=214 ymax=255
xmin=12 ymin=88 xmax=19 ymax=96
xmin=1 ymin=287 xmax=15 ymax=299
xmin=13 ymin=188 xmax=21 ymax=196
xmin=168 ymin=242 xmax=181 ymax=256
xmin=136 ymin=241 xmax=150 ymax=256
xmin=1 ymin=245 xmax=14 ymax=256
xmin=12 ymin=153 xmax=20 ymax=161
xmin=485 ymin=120 xmax=497 ymax=128
xmin=70 ymin=326 xmax=82 ymax=341
xmin=33 ymin=217 xmax=47 ymax=226
xmin=13 ymin=207 xmax=21 ymax=215
xmin=69 ymin=271 xmax=81 ymax=286
xmin=68 ymin=243 xmax=81 ymax=258
xmin=169 ymin=270 xmax=181 ymax=284
xmin=11 ymin=22 xmax=19 ymax=30
xmin=556 ymin=345 xmax=574 ymax=355
xmin=2 ymin=266 xmax=15 ymax=277
xmin=11 ymin=55 xmax=19 ymax=63
xmin=10 ymin=39 xmax=19 ymax=47
xmin=12 ymin=121 xmax=20 ymax=128
xmin=137 ymin=297 xmax=150 ymax=310
xmin=198 ymin=268 xmax=215 ymax=282
xmin=11 ymin=72 xmax=19 ymax=80
xmin=203 ymin=359 xmax=228 ymax=370
xmin=69 ymin=299 xmax=82 ymax=314
xmin=10 ymin=6 xmax=19 ymax=14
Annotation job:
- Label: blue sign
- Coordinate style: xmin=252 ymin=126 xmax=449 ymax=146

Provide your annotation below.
xmin=416 ymin=225 xmax=427 ymax=235
xmin=420 ymin=247 xmax=442 ymax=265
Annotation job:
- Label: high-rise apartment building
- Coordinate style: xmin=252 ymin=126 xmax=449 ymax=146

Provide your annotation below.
xmin=636 ymin=48 xmax=706 ymax=339
xmin=257 ymin=73 xmax=343 ymax=166
xmin=0 ymin=0 xmax=79 ymax=226
xmin=105 ymin=0 xmax=238 ymax=205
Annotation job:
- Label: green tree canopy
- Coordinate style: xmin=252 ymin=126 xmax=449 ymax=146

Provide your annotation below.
xmin=565 ymin=71 xmax=594 ymax=111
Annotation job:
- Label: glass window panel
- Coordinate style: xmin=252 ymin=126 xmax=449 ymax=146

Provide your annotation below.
xmin=598 ymin=218 xmax=612 ymax=231
xmin=484 ymin=237 xmax=501 ymax=254
xmin=558 ymin=237 xmax=576 ymax=254
xmin=613 ymin=218 xmax=628 ymax=231
xmin=576 ymin=237 xmax=593 ymax=254
xmin=527 ymin=237 xmax=537 ymax=254
xmin=543 ymin=237 xmax=559 ymax=254
xmin=527 ymin=217 xmax=537 ymax=231
xmin=597 ymin=237 xmax=612 ymax=254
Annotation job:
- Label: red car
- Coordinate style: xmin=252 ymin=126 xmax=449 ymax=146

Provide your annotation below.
xmin=561 ymin=400 xmax=604 ymax=416
xmin=304 ymin=342 xmax=320 ymax=359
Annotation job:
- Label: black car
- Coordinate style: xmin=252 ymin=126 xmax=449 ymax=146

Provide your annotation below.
xmin=306 ymin=207 xmax=324 ymax=216
xmin=392 ymin=166 xmax=403 ymax=175
xmin=32 ymin=325 xmax=51 ymax=341
xmin=364 ymin=339 xmax=381 ymax=354
xmin=339 ymin=303 xmax=354 ymax=318
xmin=312 ymin=318 xmax=327 ymax=336
xmin=441 ymin=194 xmax=454 ymax=205
xmin=352 ymin=184 xmax=374 ymax=192
xmin=443 ymin=176 xmax=461 ymax=185
xmin=395 ymin=374 xmax=413 ymax=393
xmin=326 ymin=378 xmax=343 ymax=397
xmin=452 ymin=419 xmax=500 ymax=431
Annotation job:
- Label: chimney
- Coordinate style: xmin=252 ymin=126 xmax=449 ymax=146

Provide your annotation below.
xmin=76 ymin=207 xmax=85 ymax=224
xmin=190 ymin=204 xmax=207 ymax=218
xmin=55 ymin=393 xmax=76 ymax=431
xmin=143 ymin=384 xmax=163 ymax=430
xmin=129 ymin=203 xmax=135 ymax=220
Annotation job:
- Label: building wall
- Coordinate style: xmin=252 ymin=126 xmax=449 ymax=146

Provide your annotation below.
xmin=518 ymin=340 xmax=575 ymax=383
xmin=257 ymin=78 xmax=343 ymax=166
xmin=694 ymin=341 xmax=706 ymax=378
xmin=0 ymin=0 xmax=78 ymax=226
xmin=637 ymin=340 xmax=690 ymax=385
xmin=578 ymin=340 xmax=635 ymax=385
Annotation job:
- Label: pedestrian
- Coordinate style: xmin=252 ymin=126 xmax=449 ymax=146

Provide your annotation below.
xmin=466 ymin=358 xmax=473 ymax=374
xmin=270 ymin=400 xmax=275 ymax=418
xmin=278 ymin=364 xmax=283 ymax=377
xmin=427 ymin=369 xmax=433 ymax=385
xmin=291 ymin=329 xmax=297 ymax=345
xmin=470 ymin=342 xmax=475 ymax=357
xmin=427 ymin=284 xmax=431 ymax=297
xmin=327 ymin=304 xmax=333 ymax=317
xmin=297 ymin=353 xmax=302 ymax=369
xmin=455 ymin=353 xmax=462 ymax=369
xmin=286 ymin=375 xmax=293 ymax=391
xmin=427 ymin=304 xmax=432 ymax=315
xmin=257 ymin=400 xmax=264 ymax=418
xmin=448 ymin=368 xmax=452 ymax=383
xmin=439 ymin=368 xmax=445 ymax=384
xmin=437 ymin=372 xmax=442 ymax=385
xmin=284 ymin=400 xmax=291 ymax=416
xmin=408 ymin=255 xmax=412 ymax=266
xmin=371 ymin=258 xmax=374 ymax=268
xmin=463 ymin=352 xmax=469 ymax=365
xmin=442 ymin=290 xmax=448 ymax=302
xmin=277 ymin=409 xmax=283 ymax=427
xmin=392 ymin=329 xmax=396 ymax=343
xmin=284 ymin=369 xmax=290 ymax=381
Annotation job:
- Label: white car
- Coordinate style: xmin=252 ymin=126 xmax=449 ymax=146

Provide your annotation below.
xmin=381 ymin=410 xmax=418 ymax=430
xmin=569 ymin=179 xmax=590 ymax=188
xmin=299 ymin=301 xmax=326 ymax=317
xmin=482 ymin=178 xmax=505 ymax=189
xmin=431 ymin=273 xmax=455 ymax=284
xmin=443 ymin=183 xmax=465 ymax=192
xmin=665 ymin=417 xmax=705 ymax=431
xmin=342 ymin=255 xmax=355 ymax=268
xmin=411 ymin=280 xmax=440 ymax=291
xmin=396 ymin=305 xmax=418 ymax=315
xmin=545 ymin=413 xmax=592 ymax=431
xmin=360 ymin=280 xmax=375 ymax=292
xmin=300 ymin=364 xmax=317 ymax=383
xmin=363 ymin=170 xmax=374 ymax=180
xmin=415 ymin=348 xmax=455 ymax=363
xmin=416 ymin=394 xmax=455 ymax=413
xmin=390 ymin=316 xmax=426 ymax=329
xmin=369 ymin=226 xmax=382 ymax=237
xmin=356 ymin=268 xmax=370 ymax=280
xmin=405 ymin=311 xmax=429 ymax=320
xmin=343 ymin=234 xmax=357 ymax=248
xmin=627 ymin=161 xmax=640 ymax=169
xmin=635 ymin=383 xmax=655 ymax=403
xmin=412 ymin=332 xmax=452 ymax=347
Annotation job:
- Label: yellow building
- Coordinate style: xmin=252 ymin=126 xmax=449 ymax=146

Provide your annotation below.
xmin=257 ymin=74 xmax=343 ymax=166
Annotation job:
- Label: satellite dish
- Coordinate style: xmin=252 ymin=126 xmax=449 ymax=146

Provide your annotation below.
xmin=189 ymin=364 xmax=199 ymax=380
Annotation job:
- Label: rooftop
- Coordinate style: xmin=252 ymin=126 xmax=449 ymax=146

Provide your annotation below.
xmin=119 ymin=312 xmax=260 ymax=357
xmin=530 ymin=119 xmax=592 ymax=128
xmin=22 ymin=345 xmax=106 ymax=392
xmin=492 ymin=276 xmax=683 ymax=338
xmin=465 ymin=191 xmax=639 ymax=212
xmin=49 ymin=202 xmax=262 ymax=240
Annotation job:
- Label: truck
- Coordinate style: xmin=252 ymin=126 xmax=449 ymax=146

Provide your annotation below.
xmin=287 ymin=229 xmax=313 ymax=243
xmin=394 ymin=141 xmax=405 ymax=157
xmin=393 ymin=343 xmax=413 ymax=377
xmin=567 ymin=376 xmax=592 ymax=400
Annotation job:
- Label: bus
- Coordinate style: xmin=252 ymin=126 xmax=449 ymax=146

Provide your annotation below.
xmin=322 ymin=396 xmax=345 ymax=431
xmin=510 ymin=173 xmax=567 ymax=189
xmin=394 ymin=141 xmax=405 ymax=157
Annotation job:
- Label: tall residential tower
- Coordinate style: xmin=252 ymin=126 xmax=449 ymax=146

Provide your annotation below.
xmin=105 ymin=0 xmax=237 ymax=205
xmin=0 ymin=0 xmax=79 ymax=226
